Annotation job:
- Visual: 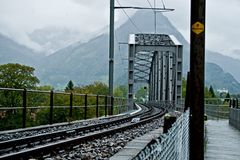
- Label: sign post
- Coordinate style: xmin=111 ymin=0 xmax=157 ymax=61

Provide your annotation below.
xmin=189 ymin=0 xmax=206 ymax=160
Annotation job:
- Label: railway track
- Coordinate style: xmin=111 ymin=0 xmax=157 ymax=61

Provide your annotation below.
xmin=0 ymin=104 xmax=166 ymax=160
xmin=0 ymin=103 xmax=147 ymax=141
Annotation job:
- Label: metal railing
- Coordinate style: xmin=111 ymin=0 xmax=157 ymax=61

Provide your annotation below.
xmin=0 ymin=88 xmax=127 ymax=131
xmin=133 ymin=110 xmax=190 ymax=160
xmin=229 ymin=108 xmax=240 ymax=130
xmin=204 ymin=98 xmax=230 ymax=119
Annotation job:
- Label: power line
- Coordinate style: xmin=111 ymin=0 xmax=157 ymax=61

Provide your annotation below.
xmin=145 ymin=0 xmax=157 ymax=33
xmin=146 ymin=0 xmax=154 ymax=9
xmin=160 ymin=0 xmax=166 ymax=9
xmin=145 ymin=0 xmax=158 ymax=46
xmin=116 ymin=0 xmax=142 ymax=33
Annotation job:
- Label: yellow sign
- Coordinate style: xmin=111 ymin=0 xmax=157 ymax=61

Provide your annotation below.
xmin=192 ymin=22 xmax=204 ymax=35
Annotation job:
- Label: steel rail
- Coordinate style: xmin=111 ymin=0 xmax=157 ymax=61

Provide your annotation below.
xmin=0 ymin=103 xmax=147 ymax=135
xmin=0 ymin=104 xmax=151 ymax=153
xmin=0 ymin=105 xmax=165 ymax=160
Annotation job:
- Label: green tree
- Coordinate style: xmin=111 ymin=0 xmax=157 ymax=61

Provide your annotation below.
xmin=182 ymin=77 xmax=187 ymax=98
xmin=135 ymin=87 xmax=148 ymax=102
xmin=0 ymin=63 xmax=39 ymax=89
xmin=209 ymin=85 xmax=216 ymax=98
xmin=0 ymin=63 xmax=40 ymax=130
xmin=65 ymin=80 xmax=74 ymax=91
xmin=114 ymin=85 xmax=127 ymax=97
xmin=225 ymin=92 xmax=231 ymax=102
xmin=74 ymin=81 xmax=108 ymax=95
xmin=0 ymin=63 xmax=40 ymax=108
xmin=204 ymin=87 xmax=212 ymax=98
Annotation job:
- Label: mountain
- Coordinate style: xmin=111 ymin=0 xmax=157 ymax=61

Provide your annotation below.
xmin=37 ymin=10 xmax=240 ymax=93
xmin=206 ymin=50 xmax=240 ymax=82
xmin=29 ymin=27 xmax=84 ymax=55
xmin=0 ymin=33 xmax=43 ymax=67
xmin=205 ymin=63 xmax=240 ymax=93
xmin=1 ymin=10 xmax=240 ymax=93
xmin=38 ymin=34 xmax=108 ymax=87
xmin=39 ymin=11 xmax=190 ymax=87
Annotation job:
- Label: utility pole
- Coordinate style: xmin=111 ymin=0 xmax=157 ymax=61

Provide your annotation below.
xmin=109 ymin=0 xmax=115 ymax=96
xmin=189 ymin=0 xmax=206 ymax=159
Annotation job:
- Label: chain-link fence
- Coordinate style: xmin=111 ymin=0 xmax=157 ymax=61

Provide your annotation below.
xmin=133 ymin=110 xmax=189 ymax=160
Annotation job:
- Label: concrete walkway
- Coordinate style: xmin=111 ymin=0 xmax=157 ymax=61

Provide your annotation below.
xmin=110 ymin=128 xmax=163 ymax=160
xmin=205 ymin=119 xmax=240 ymax=160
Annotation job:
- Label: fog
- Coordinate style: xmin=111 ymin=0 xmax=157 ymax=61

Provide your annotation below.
xmin=0 ymin=0 xmax=240 ymax=58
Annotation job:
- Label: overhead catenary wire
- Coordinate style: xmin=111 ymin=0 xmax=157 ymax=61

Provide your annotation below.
xmin=116 ymin=0 xmax=142 ymax=33
xmin=146 ymin=0 xmax=154 ymax=9
xmin=160 ymin=0 xmax=166 ymax=9
xmin=145 ymin=0 xmax=157 ymax=33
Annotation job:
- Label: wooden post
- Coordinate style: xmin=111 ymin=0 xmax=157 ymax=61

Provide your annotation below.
xmin=189 ymin=0 xmax=206 ymax=159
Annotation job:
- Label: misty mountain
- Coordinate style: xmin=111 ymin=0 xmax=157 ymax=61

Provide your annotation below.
xmin=39 ymin=34 xmax=108 ymax=87
xmin=39 ymin=11 xmax=190 ymax=87
xmin=206 ymin=63 xmax=240 ymax=93
xmin=29 ymin=27 xmax=84 ymax=55
xmin=206 ymin=50 xmax=240 ymax=83
xmin=1 ymin=10 xmax=240 ymax=93
xmin=0 ymin=33 xmax=43 ymax=67
xmin=38 ymin=10 xmax=240 ymax=93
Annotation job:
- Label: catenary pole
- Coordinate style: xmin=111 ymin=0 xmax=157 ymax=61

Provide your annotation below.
xmin=109 ymin=0 xmax=115 ymax=96
xmin=189 ymin=0 xmax=206 ymax=159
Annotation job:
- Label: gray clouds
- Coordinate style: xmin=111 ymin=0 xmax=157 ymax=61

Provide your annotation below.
xmin=206 ymin=0 xmax=240 ymax=57
xmin=0 ymin=0 xmax=109 ymax=51
xmin=0 ymin=0 xmax=240 ymax=59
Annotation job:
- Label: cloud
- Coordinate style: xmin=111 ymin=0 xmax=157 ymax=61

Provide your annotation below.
xmin=0 ymin=0 xmax=240 ymax=59
xmin=0 ymin=0 xmax=110 ymax=49
xmin=206 ymin=0 xmax=240 ymax=56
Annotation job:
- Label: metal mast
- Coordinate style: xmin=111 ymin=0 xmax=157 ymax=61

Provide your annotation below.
xmin=109 ymin=0 xmax=115 ymax=96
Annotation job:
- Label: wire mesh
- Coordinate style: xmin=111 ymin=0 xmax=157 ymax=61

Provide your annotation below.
xmin=133 ymin=110 xmax=189 ymax=160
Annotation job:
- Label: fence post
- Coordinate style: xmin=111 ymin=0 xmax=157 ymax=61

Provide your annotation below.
xmin=96 ymin=95 xmax=99 ymax=118
xmin=163 ymin=114 xmax=177 ymax=133
xmin=233 ymin=99 xmax=236 ymax=108
xmin=236 ymin=99 xmax=238 ymax=109
xmin=217 ymin=99 xmax=220 ymax=119
xmin=69 ymin=92 xmax=73 ymax=118
xmin=49 ymin=90 xmax=54 ymax=125
xmin=120 ymin=98 xmax=123 ymax=113
xmin=105 ymin=96 xmax=108 ymax=116
xmin=184 ymin=72 xmax=191 ymax=112
xmin=22 ymin=89 xmax=27 ymax=128
xmin=110 ymin=96 xmax=114 ymax=115
xmin=84 ymin=94 xmax=87 ymax=120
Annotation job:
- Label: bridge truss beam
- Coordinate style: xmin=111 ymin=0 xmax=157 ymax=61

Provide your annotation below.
xmin=128 ymin=34 xmax=183 ymax=109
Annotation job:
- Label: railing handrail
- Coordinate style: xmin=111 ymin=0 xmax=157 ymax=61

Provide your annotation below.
xmin=0 ymin=87 xmax=128 ymax=130
xmin=0 ymin=87 xmax=126 ymax=99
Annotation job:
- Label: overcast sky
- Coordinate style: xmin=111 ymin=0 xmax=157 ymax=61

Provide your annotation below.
xmin=0 ymin=0 xmax=240 ymax=58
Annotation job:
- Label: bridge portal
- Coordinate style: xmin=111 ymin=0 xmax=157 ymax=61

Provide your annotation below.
xmin=128 ymin=34 xmax=183 ymax=108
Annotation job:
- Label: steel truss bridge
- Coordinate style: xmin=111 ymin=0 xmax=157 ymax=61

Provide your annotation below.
xmin=127 ymin=33 xmax=183 ymax=108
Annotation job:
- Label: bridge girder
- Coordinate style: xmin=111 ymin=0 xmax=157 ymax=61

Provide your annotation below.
xmin=128 ymin=34 xmax=183 ymax=108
